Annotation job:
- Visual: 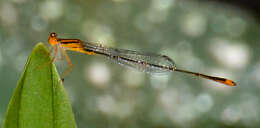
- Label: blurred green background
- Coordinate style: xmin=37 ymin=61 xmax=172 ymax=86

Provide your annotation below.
xmin=0 ymin=0 xmax=260 ymax=127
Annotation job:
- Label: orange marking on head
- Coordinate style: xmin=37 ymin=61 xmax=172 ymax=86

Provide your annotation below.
xmin=48 ymin=32 xmax=59 ymax=46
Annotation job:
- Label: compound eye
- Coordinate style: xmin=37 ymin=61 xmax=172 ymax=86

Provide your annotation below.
xmin=50 ymin=32 xmax=57 ymax=37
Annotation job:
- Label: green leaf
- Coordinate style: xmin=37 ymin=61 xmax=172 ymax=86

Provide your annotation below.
xmin=3 ymin=43 xmax=77 ymax=128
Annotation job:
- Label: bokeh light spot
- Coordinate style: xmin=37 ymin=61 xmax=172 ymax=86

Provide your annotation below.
xmin=85 ymin=62 xmax=111 ymax=88
xmin=180 ymin=13 xmax=207 ymax=37
xmin=40 ymin=1 xmax=63 ymax=21
xmin=209 ymin=38 xmax=250 ymax=69
xmin=82 ymin=21 xmax=115 ymax=46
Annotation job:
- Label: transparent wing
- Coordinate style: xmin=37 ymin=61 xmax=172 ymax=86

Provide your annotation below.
xmin=84 ymin=42 xmax=176 ymax=73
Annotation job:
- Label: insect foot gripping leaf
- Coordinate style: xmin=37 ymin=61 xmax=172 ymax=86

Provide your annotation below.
xmin=2 ymin=43 xmax=77 ymax=128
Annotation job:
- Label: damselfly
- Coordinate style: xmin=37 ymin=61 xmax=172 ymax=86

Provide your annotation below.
xmin=48 ymin=32 xmax=236 ymax=86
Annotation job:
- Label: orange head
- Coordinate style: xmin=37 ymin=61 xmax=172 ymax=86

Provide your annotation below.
xmin=48 ymin=32 xmax=59 ymax=46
